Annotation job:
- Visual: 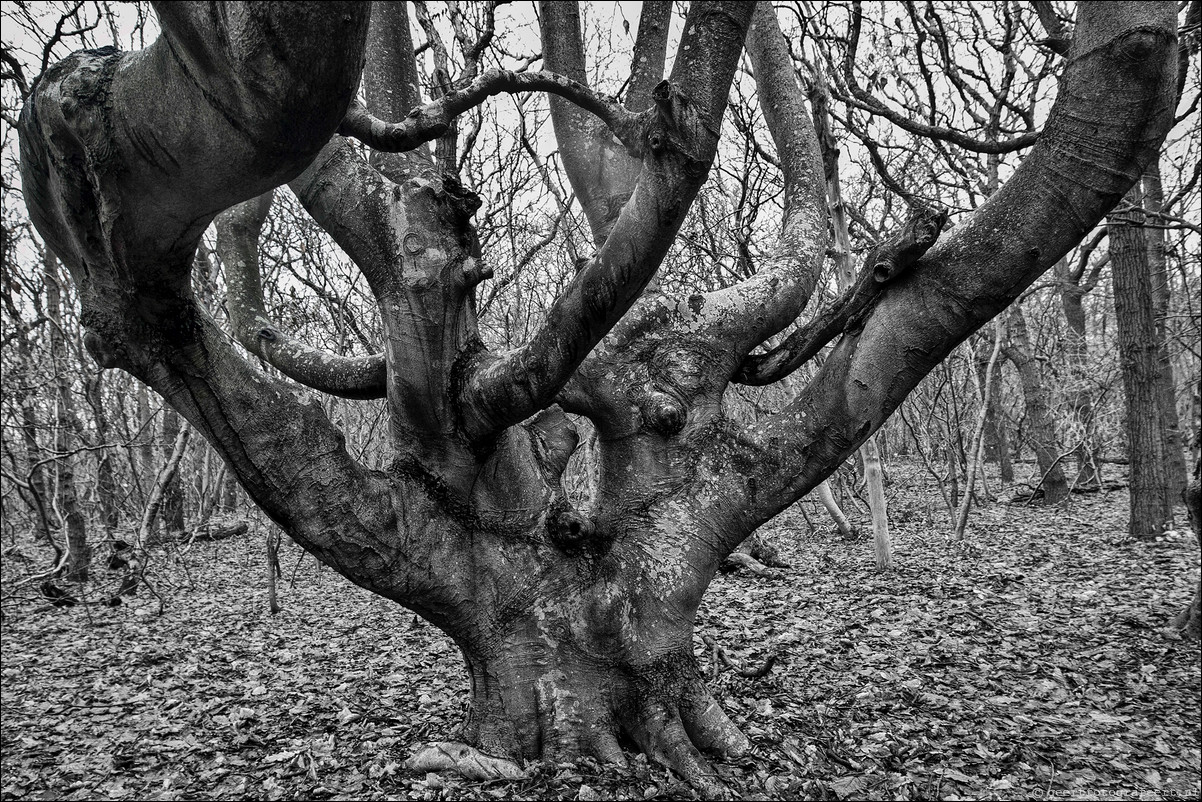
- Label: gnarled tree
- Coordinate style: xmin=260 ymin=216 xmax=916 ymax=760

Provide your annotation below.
xmin=17 ymin=0 xmax=1178 ymax=792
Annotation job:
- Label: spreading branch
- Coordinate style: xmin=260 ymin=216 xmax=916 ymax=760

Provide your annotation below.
xmin=18 ymin=3 xmax=404 ymax=585
xmin=627 ymin=2 xmax=672 ymax=112
xmin=712 ymin=2 xmax=828 ymax=353
xmin=737 ymin=1 xmax=1177 ymax=524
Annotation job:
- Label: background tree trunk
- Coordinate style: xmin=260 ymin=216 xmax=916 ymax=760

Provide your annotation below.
xmin=1003 ymin=303 xmax=1070 ymax=504
xmin=816 ymin=480 xmax=856 ymax=539
xmin=135 ymin=383 xmax=155 ymax=516
xmin=159 ymin=410 xmax=187 ymax=538
xmin=956 ymin=323 xmax=1004 ymax=538
xmin=10 ymin=318 xmax=51 ymax=543
xmin=1109 ymin=182 xmax=1174 ymax=539
xmin=45 ymin=252 xmax=89 ymax=581
xmin=979 ymin=345 xmax=1014 ymax=483
xmin=1173 ymin=456 xmax=1201 ymax=639
xmin=84 ymin=372 xmax=120 ymax=536
xmin=1141 ymin=164 xmax=1187 ymax=502
xmin=1057 ymin=271 xmax=1103 ymax=488
xmin=137 ymin=422 xmax=191 ymax=550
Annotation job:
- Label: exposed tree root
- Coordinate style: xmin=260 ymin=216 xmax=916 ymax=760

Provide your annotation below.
xmin=700 ymin=632 xmax=779 ymax=680
xmin=626 ymin=701 xmax=729 ymax=799
xmin=722 ymin=551 xmax=776 ymax=575
xmin=404 ymin=741 xmax=524 ymax=782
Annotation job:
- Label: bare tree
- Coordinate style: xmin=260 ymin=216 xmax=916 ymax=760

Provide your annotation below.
xmin=15 ymin=0 xmax=1178 ymax=790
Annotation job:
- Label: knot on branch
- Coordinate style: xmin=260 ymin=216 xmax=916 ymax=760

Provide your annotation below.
xmin=1111 ymin=27 xmax=1171 ymax=65
xmin=53 ymin=46 xmax=122 ymax=173
xmin=734 ymin=200 xmax=948 ymax=386
xmin=867 ymin=202 xmax=948 ymax=284
xmin=1036 ymin=36 xmax=1072 ymax=56
xmin=546 ymin=498 xmax=596 ymax=553
xmin=527 ymin=407 xmax=580 ymax=484
xmin=83 ymin=329 xmax=121 ymax=369
xmin=640 ymin=390 xmax=687 ymax=437
xmin=646 ymin=80 xmax=714 ymax=173
xmin=605 ymin=190 xmax=634 ymax=220
xmin=461 ymin=258 xmax=494 ymax=287
xmin=437 ymin=175 xmax=483 ymax=223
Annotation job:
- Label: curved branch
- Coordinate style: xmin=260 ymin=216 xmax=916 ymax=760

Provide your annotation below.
xmin=17 ymin=3 xmax=398 ymax=585
xmin=215 ymin=192 xmax=387 ymax=400
xmin=338 ymin=68 xmax=646 ymax=159
xmin=21 ymin=3 xmax=369 ymax=290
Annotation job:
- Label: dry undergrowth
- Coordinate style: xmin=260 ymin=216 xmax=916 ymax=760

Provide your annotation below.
xmin=2 ymin=465 xmax=1199 ymax=800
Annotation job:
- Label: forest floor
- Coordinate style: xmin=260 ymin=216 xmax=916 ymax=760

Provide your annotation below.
xmin=1 ymin=463 xmax=1199 ymax=801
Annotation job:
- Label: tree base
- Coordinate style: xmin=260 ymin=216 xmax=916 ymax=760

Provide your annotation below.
xmin=451 ymin=635 xmax=750 ymax=796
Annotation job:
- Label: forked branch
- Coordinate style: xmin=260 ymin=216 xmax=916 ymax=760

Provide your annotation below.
xmin=462 ymin=2 xmax=755 ymax=436
xmin=737 ymin=203 xmax=948 ymax=386
xmin=705 ymin=1 xmax=828 ymax=354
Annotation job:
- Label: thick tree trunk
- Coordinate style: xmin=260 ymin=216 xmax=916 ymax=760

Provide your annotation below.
xmin=15 ymin=0 xmax=1177 ymax=793
xmin=1109 ymin=183 xmax=1174 ymax=539
xmin=439 ymin=534 xmax=748 ymax=797
xmin=1003 ymin=303 xmax=1070 ymax=504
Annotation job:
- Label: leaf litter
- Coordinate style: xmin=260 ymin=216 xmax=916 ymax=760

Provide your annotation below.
xmin=1 ymin=464 xmax=1198 ymax=800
